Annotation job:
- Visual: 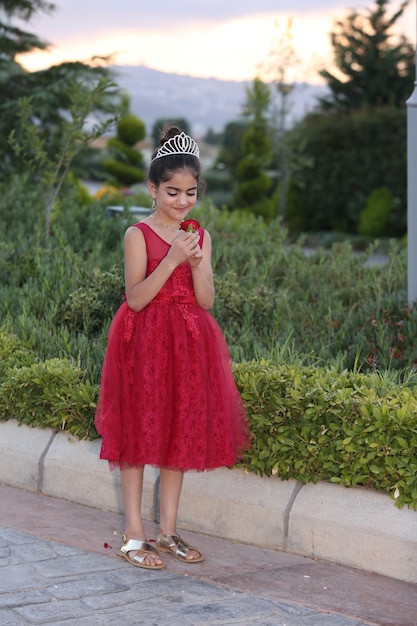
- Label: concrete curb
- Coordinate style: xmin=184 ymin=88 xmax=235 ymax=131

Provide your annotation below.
xmin=2 ymin=420 xmax=416 ymax=584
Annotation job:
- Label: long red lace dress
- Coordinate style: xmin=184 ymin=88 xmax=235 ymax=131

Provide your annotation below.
xmin=95 ymin=222 xmax=251 ymax=471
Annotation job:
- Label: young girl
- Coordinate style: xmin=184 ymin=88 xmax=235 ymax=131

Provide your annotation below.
xmin=95 ymin=126 xmax=251 ymax=569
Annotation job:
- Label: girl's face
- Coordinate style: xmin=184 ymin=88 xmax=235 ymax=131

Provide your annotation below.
xmin=149 ymin=169 xmax=198 ymax=225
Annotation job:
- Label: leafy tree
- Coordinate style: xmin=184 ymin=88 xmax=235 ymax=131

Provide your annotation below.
xmin=286 ymin=107 xmax=407 ymax=234
xmin=9 ymin=76 xmax=119 ymax=241
xmin=319 ymin=0 xmax=415 ymax=111
xmin=0 ymin=0 xmax=121 ymax=178
xmin=234 ymin=78 xmax=274 ymax=218
xmin=260 ymin=18 xmax=304 ymax=219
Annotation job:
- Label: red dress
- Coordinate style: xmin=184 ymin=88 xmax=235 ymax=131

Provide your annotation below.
xmin=95 ymin=222 xmax=251 ymax=471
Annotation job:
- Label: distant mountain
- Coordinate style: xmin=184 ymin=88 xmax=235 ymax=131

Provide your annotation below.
xmin=111 ymin=65 xmax=328 ymax=138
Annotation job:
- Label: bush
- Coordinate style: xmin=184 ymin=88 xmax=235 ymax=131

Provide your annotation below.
xmin=234 ymin=360 xmax=417 ymax=510
xmin=0 ymin=357 xmax=98 ymax=440
xmin=0 ymin=330 xmax=34 ymax=377
xmin=287 ymin=107 xmax=407 ymax=234
xmin=1 ymin=198 xmax=413 ymax=377
xmin=359 ymin=187 xmax=394 ymax=237
xmin=55 ymin=266 xmax=124 ymax=334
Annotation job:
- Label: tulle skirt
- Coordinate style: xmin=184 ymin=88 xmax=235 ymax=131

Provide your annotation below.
xmin=95 ymin=300 xmax=251 ymax=471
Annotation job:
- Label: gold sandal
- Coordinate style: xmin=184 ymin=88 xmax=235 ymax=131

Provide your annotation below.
xmin=156 ymin=532 xmax=204 ymax=563
xmin=113 ymin=529 xmax=165 ymax=570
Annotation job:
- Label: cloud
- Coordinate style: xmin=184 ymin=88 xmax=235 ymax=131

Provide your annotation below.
xmin=29 ymin=0 xmax=374 ymax=40
xmin=19 ymin=0 xmax=415 ymax=81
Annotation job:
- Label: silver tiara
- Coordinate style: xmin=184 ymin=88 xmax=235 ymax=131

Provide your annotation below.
xmin=151 ymin=132 xmax=200 ymax=162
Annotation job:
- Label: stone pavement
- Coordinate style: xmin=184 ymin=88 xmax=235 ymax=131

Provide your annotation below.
xmin=1 ymin=485 xmax=416 ymax=626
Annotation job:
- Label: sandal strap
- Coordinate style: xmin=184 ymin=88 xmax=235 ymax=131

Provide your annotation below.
xmin=114 ymin=529 xmax=159 ymax=563
xmin=121 ymin=538 xmax=155 ymax=554
xmin=158 ymin=533 xmax=191 ymax=560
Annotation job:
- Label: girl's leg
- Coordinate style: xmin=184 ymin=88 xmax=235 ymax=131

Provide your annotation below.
xmin=159 ymin=468 xmax=184 ymax=536
xmin=120 ymin=464 xmax=163 ymax=566
xmin=159 ymin=468 xmax=200 ymax=561
xmin=121 ymin=465 xmax=146 ymax=538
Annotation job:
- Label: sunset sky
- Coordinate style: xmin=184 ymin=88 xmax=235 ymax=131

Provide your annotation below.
xmin=17 ymin=0 xmax=416 ymax=83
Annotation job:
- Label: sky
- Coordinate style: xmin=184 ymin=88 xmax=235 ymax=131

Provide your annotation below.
xmin=17 ymin=0 xmax=416 ymax=83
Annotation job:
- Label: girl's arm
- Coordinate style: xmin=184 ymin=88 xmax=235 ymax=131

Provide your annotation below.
xmin=189 ymin=230 xmax=215 ymax=310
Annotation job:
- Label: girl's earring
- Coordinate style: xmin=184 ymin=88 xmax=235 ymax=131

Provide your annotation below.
xmin=152 ymin=198 xmax=156 ymax=211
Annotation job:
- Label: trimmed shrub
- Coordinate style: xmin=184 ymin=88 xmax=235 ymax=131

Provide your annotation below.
xmin=104 ymin=112 xmax=146 ymax=186
xmin=0 ymin=357 xmax=98 ymax=440
xmin=116 ymin=114 xmax=146 ymax=146
xmin=359 ymin=187 xmax=394 ymax=237
xmin=107 ymin=137 xmax=143 ymax=165
xmin=103 ymin=158 xmax=145 ymax=186
xmin=233 ymin=360 xmax=417 ymax=510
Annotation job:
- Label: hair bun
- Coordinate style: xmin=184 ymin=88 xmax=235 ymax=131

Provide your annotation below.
xmin=160 ymin=125 xmax=182 ymax=146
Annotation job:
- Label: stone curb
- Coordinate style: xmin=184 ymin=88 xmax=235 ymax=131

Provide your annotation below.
xmin=2 ymin=420 xmax=416 ymax=584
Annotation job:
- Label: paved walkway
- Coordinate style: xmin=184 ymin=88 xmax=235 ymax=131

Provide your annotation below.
xmin=1 ymin=484 xmax=416 ymax=626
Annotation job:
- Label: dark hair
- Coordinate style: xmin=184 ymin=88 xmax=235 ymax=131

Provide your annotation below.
xmin=148 ymin=125 xmax=201 ymax=187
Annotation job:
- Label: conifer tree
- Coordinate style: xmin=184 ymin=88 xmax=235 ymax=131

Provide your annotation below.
xmin=234 ymin=78 xmax=274 ymax=218
xmin=319 ymin=0 xmax=414 ymax=111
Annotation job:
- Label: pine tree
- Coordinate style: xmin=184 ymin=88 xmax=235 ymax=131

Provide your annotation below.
xmin=319 ymin=0 xmax=415 ymax=111
xmin=234 ymin=78 xmax=274 ymax=218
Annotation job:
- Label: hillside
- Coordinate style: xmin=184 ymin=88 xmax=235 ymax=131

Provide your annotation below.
xmin=111 ymin=65 xmax=327 ymax=138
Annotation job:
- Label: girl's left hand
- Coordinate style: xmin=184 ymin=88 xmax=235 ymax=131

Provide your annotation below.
xmin=188 ymin=242 xmax=203 ymax=267
xmin=178 ymin=231 xmax=202 ymax=267
xmin=166 ymin=231 xmax=200 ymax=265
xmin=182 ymin=231 xmax=202 ymax=267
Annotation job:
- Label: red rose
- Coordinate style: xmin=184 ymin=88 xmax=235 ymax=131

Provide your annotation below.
xmin=179 ymin=219 xmax=200 ymax=233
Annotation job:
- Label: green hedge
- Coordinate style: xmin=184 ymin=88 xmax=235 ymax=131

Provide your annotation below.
xmin=234 ymin=360 xmax=417 ymax=510
xmin=1 ymin=330 xmax=416 ymax=510
xmin=0 ymin=331 xmax=98 ymax=439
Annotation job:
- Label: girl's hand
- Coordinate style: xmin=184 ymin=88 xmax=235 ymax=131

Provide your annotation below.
xmin=188 ymin=244 xmax=203 ymax=267
xmin=167 ymin=231 xmax=201 ymax=266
